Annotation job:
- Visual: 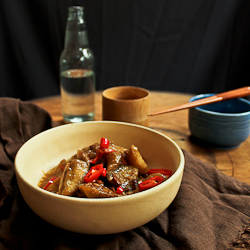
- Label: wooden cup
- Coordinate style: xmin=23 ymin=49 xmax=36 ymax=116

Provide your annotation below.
xmin=102 ymin=86 xmax=150 ymax=126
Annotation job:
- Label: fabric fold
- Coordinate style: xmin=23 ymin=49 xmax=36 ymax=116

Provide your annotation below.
xmin=0 ymin=98 xmax=54 ymax=207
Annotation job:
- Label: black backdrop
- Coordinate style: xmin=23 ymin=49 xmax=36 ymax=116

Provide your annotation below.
xmin=1 ymin=0 xmax=250 ymax=100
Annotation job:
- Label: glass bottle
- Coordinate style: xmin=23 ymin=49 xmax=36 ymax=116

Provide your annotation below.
xmin=59 ymin=6 xmax=95 ymax=123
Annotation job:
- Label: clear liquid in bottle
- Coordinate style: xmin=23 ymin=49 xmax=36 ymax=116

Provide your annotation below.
xmin=60 ymin=69 xmax=95 ymax=123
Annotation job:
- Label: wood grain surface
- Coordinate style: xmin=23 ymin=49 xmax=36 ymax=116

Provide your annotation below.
xmin=31 ymin=91 xmax=250 ymax=184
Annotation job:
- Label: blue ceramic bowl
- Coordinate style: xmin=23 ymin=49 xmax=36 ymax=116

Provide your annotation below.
xmin=188 ymin=94 xmax=250 ymax=149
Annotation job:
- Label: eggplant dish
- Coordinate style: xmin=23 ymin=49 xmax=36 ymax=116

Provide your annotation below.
xmin=38 ymin=138 xmax=172 ymax=198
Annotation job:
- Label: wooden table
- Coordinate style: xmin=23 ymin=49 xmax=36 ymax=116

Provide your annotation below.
xmin=31 ymin=91 xmax=250 ymax=185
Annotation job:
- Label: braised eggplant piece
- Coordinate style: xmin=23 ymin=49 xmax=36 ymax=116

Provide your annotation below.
xmin=126 ymin=145 xmax=149 ymax=174
xmin=106 ymin=151 xmax=138 ymax=191
xmin=106 ymin=151 xmax=125 ymax=171
xmin=71 ymin=143 xmax=99 ymax=163
xmin=109 ymin=142 xmax=127 ymax=154
xmin=107 ymin=165 xmax=139 ymax=192
xmin=78 ymin=182 xmax=118 ymax=198
xmin=58 ymin=159 xmax=89 ymax=196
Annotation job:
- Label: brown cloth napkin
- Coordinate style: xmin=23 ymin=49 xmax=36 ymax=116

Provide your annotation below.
xmin=0 ymin=98 xmax=250 ymax=250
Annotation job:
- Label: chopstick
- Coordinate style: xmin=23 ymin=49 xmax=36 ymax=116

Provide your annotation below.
xmin=148 ymin=86 xmax=250 ymax=117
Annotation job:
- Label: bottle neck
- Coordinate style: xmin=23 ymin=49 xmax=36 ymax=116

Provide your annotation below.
xmin=64 ymin=6 xmax=89 ymax=48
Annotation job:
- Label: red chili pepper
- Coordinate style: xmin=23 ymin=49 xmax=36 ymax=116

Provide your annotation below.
xmin=44 ymin=176 xmax=57 ymax=190
xmin=89 ymin=147 xmax=116 ymax=164
xmin=116 ymin=186 xmax=124 ymax=194
xmin=89 ymin=138 xmax=116 ymax=164
xmin=147 ymin=168 xmax=172 ymax=176
xmin=100 ymin=137 xmax=109 ymax=149
xmin=139 ymin=176 xmax=164 ymax=191
xmin=89 ymin=151 xmax=104 ymax=164
xmin=101 ymin=168 xmax=107 ymax=177
xmin=84 ymin=164 xmax=104 ymax=183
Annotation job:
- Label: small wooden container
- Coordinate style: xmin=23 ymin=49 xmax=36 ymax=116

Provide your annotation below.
xmin=102 ymin=86 xmax=150 ymax=126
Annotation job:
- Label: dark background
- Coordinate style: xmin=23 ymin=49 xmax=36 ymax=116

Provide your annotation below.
xmin=1 ymin=0 xmax=250 ymax=101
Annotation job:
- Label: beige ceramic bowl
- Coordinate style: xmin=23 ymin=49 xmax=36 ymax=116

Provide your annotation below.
xmin=15 ymin=121 xmax=185 ymax=234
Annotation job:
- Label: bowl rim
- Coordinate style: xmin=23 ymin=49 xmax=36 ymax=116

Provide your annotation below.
xmin=102 ymin=86 xmax=150 ymax=102
xmin=15 ymin=121 xmax=185 ymax=205
xmin=189 ymin=93 xmax=250 ymax=116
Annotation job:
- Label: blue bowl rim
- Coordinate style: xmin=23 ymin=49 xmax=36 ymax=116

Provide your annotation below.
xmin=189 ymin=94 xmax=250 ymax=117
